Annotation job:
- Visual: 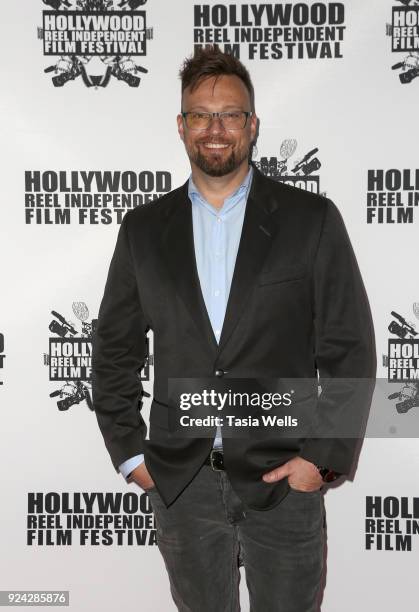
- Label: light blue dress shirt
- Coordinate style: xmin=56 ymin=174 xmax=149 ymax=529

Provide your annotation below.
xmin=119 ymin=165 xmax=254 ymax=480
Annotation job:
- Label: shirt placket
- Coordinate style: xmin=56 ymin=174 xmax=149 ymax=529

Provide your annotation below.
xmin=211 ymin=210 xmax=227 ymax=345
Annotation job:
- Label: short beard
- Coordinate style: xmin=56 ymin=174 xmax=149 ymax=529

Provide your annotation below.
xmin=190 ymin=145 xmax=249 ymax=177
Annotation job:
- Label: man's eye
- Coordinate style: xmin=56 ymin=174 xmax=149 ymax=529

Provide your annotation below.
xmin=224 ymin=112 xmax=241 ymax=119
xmin=191 ymin=113 xmax=208 ymax=119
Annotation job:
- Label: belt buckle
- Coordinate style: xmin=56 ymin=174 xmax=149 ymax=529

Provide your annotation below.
xmin=209 ymin=449 xmax=224 ymax=471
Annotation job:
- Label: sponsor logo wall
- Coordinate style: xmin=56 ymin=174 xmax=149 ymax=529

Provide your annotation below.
xmin=1 ymin=1 xmax=418 ymax=610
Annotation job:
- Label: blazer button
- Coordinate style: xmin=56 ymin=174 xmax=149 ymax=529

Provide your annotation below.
xmin=214 ymin=369 xmax=225 ymax=377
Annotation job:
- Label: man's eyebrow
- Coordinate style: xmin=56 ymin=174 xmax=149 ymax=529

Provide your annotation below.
xmin=185 ymin=105 xmax=245 ymax=112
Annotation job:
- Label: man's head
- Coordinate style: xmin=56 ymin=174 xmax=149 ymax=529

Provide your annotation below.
xmin=177 ymin=46 xmax=258 ymax=178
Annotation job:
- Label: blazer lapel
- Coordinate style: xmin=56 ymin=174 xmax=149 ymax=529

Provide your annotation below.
xmin=159 ymin=181 xmax=220 ymax=357
xmin=217 ymin=166 xmax=278 ymax=354
xmin=159 ymin=165 xmax=281 ymax=359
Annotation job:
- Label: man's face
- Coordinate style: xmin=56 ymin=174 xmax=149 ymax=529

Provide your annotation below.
xmin=177 ymin=74 xmax=257 ymax=177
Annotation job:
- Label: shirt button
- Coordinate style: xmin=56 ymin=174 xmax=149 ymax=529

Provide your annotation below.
xmin=214 ymin=289 xmax=220 ymax=297
xmin=217 ymin=217 xmax=222 ymax=223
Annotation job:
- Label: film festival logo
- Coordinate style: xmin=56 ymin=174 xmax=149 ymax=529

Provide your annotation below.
xmin=366 ymin=169 xmax=419 ymax=224
xmin=27 ymin=492 xmax=157 ymax=546
xmin=365 ymin=496 xmax=419 ymax=551
xmin=193 ymin=3 xmax=345 ymax=60
xmin=387 ymin=0 xmax=419 ymax=84
xmin=44 ymin=302 xmax=152 ymax=411
xmin=254 ymin=139 xmax=323 ymax=195
xmin=37 ymin=0 xmax=153 ymax=88
xmin=383 ymin=306 xmax=419 ymax=415
xmin=24 ymin=170 xmax=171 ymax=225
xmin=0 ymin=332 xmax=5 ymax=386
xmin=44 ymin=302 xmax=96 ymax=412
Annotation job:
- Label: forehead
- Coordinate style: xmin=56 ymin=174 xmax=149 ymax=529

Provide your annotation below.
xmin=182 ymin=74 xmax=250 ymax=109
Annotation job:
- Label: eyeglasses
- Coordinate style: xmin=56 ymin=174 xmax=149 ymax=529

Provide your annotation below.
xmin=181 ymin=111 xmax=253 ymax=130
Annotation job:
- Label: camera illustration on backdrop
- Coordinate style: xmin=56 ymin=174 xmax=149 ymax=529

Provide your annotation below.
xmin=391 ymin=53 xmax=419 ymax=84
xmin=254 ymin=139 xmax=323 ymax=194
xmin=43 ymin=54 xmax=149 ymax=88
xmin=50 ymin=380 xmax=94 ymax=412
xmin=388 ymin=311 xmax=417 ymax=340
xmin=388 ymin=383 xmax=419 ymax=414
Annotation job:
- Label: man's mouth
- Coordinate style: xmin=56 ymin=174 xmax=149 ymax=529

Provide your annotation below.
xmin=200 ymin=143 xmax=230 ymax=149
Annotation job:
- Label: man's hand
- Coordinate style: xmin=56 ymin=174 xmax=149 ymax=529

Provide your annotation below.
xmin=128 ymin=462 xmax=156 ymax=491
xmin=262 ymin=456 xmax=323 ymax=492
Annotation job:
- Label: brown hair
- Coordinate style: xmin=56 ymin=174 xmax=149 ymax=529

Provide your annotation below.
xmin=179 ymin=46 xmax=255 ymax=111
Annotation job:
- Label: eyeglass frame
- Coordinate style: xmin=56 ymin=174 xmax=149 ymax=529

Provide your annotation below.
xmin=181 ymin=110 xmax=254 ymax=130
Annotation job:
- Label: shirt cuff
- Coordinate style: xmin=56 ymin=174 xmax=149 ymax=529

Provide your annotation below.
xmin=118 ymin=454 xmax=145 ymax=480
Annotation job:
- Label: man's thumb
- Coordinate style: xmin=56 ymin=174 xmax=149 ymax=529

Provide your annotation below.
xmin=262 ymin=462 xmax=290 ymax=483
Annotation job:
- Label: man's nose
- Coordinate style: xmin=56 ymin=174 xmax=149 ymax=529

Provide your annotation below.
xmin=206 ymin=115 xmax=227 ymax=134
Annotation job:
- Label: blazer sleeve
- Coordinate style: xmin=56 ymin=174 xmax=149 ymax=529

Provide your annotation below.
xmin=299 ymin=198 xmax=377 ymax=475
xmin=91 ymin=213 xmax=149 ymax=473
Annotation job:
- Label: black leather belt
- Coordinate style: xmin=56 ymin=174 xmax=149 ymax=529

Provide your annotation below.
xmin=204 ymin=449 xmax=225 ymax=471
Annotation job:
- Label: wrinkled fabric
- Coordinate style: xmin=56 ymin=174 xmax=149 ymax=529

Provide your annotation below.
xmin=148 ymin=464 xmax=325 ymax=612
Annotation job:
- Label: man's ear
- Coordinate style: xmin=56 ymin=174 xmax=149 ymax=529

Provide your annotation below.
xmin=250 ymin=112 xmax=258 ymax=142
xmin=177 ymin=113 xmax=185 ymax=143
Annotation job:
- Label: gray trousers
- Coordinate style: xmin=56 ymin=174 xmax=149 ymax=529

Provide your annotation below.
xmin=148 ymin=464 xmax=325 ymax=612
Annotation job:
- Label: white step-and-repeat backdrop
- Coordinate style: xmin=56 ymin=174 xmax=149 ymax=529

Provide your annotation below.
xmin=1 ymin=1 xmax=419 ymax=610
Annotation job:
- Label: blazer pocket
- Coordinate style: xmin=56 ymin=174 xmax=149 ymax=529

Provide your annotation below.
xmin=258 ymin=263 xmax=307 ymax=286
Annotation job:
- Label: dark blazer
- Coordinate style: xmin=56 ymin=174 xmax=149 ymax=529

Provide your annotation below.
xmin=91 ymin=162 xmax=376 ymax=510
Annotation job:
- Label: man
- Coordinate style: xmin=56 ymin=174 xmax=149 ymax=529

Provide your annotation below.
xmin=92 ymin=46 xmax=376 ymax=611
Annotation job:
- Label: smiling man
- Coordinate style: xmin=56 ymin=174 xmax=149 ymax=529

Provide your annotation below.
xmin=178 ymin=71 xmax=255 ymax=183
xmin=92 ymin=46 xmax=376 ymax=611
